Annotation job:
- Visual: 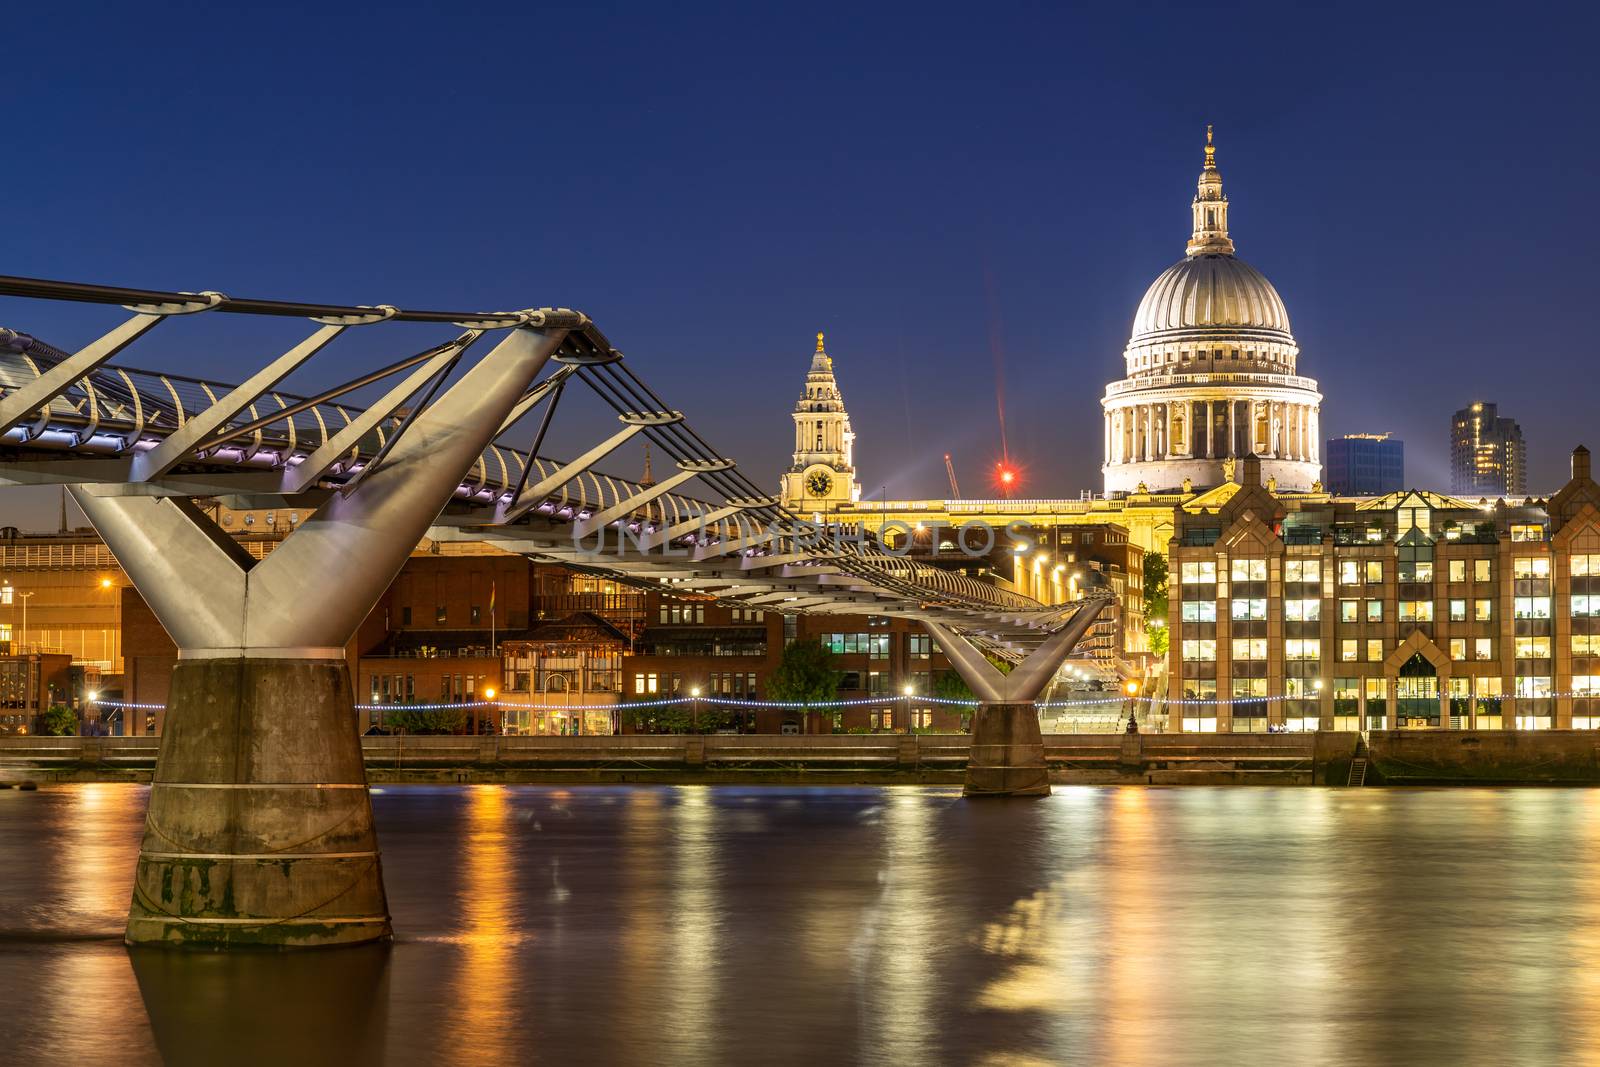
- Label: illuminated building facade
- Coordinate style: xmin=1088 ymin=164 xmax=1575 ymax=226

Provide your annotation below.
xmin=1451 ymin=402 xmax=1527 ymax=498
xmin=1102 ymin=128 xmax=1322 ymax=495
xmin=1325 ymin=433 xmax=1404 ymax=496
xmin=1166 ymin=448 xmax=1600 ymax=733
xmin=779 ymin=331 xmax=861 ymax=514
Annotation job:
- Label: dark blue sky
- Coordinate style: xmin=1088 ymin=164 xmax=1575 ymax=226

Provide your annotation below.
xmin=7 ymin=1 xmax=1599 ymax=528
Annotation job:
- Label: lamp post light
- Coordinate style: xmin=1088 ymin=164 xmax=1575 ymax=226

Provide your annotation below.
xmin=483 ymin=687 xmax=497 ymax=736
xmin=1124 ymin=679 xmax=1142 ymax=734
xmin=689 ymin=686 xmax=702 ymax=733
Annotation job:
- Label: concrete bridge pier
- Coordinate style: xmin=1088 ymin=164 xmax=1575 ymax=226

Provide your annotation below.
xmin=73 ymin=322 xmax=569 ymax=947
xmin=924 ymin=603 xmax=1107 ymax=798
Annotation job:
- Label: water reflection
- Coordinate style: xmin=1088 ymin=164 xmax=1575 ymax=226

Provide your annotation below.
xmin=130 ymin=943 xmax=390 ymax=1066
xmin=441 ymin=785 xmax=517 ymax=1067
xmin=6 ymin=785 xmax=1600 ymax=1065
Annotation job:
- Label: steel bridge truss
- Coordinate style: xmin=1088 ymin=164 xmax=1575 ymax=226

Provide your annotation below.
xmin=0 ymin=275 xmax=1108 ymax=654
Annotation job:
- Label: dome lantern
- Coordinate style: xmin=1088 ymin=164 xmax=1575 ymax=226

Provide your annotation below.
xmin=1187 ymin=125 xmax=1235 ymax=257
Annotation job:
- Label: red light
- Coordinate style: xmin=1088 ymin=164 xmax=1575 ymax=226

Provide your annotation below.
xmin=994 ymin=464 xmax=1021 ymax=497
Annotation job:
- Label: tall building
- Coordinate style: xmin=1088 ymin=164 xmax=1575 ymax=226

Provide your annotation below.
xmin=1102 ymin=127 xmax=1322 ymax=495
xmin=779 ymin=331 xmax=861 ymax=512
xmin=1326 ymin=433 xmax=1404 ymax=496
xmin=1451 ymin=402 xmax=1526 ymax=498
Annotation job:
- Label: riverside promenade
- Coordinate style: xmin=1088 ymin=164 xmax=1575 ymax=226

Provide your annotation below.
xmin=13 ymin=730 xmax=1600 ymax=787
xmin=5 ymin=732 xmax=1357 ymax=786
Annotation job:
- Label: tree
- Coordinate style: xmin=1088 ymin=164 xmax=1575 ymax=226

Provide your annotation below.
xmin=932 ymin=670 xmax=977 ymax=730
xmin=41 ymin=704 xmax=78 ymax=737
xmin=387 ymin=706 xmax=468 ymax=735
xmin=765 ymin=639 xmax=842 ymax=733
xmin=1144 ymin=552 xmax=1170 ymax=657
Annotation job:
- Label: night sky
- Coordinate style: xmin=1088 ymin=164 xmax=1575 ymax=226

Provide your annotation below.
xmin=5 ymin=2 xmax=1599 ymax=529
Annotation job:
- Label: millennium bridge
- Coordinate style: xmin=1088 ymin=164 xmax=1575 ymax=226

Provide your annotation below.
xmin=0 ymin=274 xmax=1107 ymax=948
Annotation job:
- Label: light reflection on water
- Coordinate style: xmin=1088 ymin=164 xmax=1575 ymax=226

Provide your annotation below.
xmin=6 ymin=784 xmax=1600 ymax=1065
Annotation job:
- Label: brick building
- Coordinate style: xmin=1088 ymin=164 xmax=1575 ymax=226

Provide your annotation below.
xmin=1167 ymin=448 xmax=1600 ymax=732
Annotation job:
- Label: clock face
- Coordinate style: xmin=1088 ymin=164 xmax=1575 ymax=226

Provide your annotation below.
xmin=805 ymin=469 xmax=834 ymax=496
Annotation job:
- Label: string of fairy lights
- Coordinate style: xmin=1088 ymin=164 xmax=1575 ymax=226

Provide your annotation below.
xmin=85 ymin=690 xmax=1589 ymax=714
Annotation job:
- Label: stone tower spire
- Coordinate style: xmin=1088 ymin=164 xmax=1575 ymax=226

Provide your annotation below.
xmin=1187 ymin=125 xmax=1235 ymax=256
xmin=779 ymin=331 xmax=861 ymax=511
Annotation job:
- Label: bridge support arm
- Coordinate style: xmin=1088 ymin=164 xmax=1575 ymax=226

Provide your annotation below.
xmin=925 ymin=598 xmax=1109 ymax=798
xmin=68 ymin=322 xmax=567 ymax=950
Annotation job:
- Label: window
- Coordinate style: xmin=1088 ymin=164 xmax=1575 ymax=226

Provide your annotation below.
xmin=1475 ymin=559 xmax=1492 ymax=582
xmin=1285 ymin=599 xmax=1321 ymax=621
xmin=1231 ymin=559 xmax=1267 ymax=582
xmin=1449 ymin=560 xmax=1467 ymax=583
xmin=401 ymin=606 xmax=412 ymax=626
xmin=1515 ymin=676 xmax=1552 ymax=698
xmin=1475 ymin=599 xmax=1493 ymax=621
xmin=1366 ymin=600 xmax=1383 ymax=622
xmin=1231 ymin=598 xmax=1267 ymax=621
xmin=633 ymin=673 xmax=659 ymax=695
xmin=1285 ymin=638 xmax=1321 ymax=661
xmin=1574 ymin=554 xmax=1600 ymax=576
xmin=1233 ymin=638 xmax=1268 ymax=661
xmin=868 ymin=635 xmax=891 ymax=660
xmin=1515 ymin=636 xmax=1551 ymax=659
xmin=908 ymin=634 xmax=931 ymax=659
xmin=1285 ymin=560 xmax=1320 ymax=583
xmin=1475 ymin=638 xmax=1494 ymax=660
xmin=660 ymin=602 xmax=707 ymax=624
xmin=1181 ymin=601 xmax=1218 ymax=622
xmin=1181 ymin=639 xmax=1217 ymax=662
xmin=1367 ymin=639 xmax=1384 ymax=662
xmin=1514 ymin=557 xmax=1551 ymax=579
xmin=1340 ymin=600 xmax=1358 ymax=623
xmin=1340 ymin=639 xmax=1359 ymax=662
xmin=1514 ymin=597 xmax=1551 ymax=620
xmin=1232 ymin=677 xmax=1268 ymax=698
xmin=1365 ymin=561 xmax=1384 ymax=585
xmin=1449 ymin=638 xmax=1467 ymax=660
xmin=470 ymin=606 xmax=481 ymax=624
xmin=1181 ymin=561 xmax=1217 ymax=584
xmin=1575 ymin=596 xmax=1600 ymax=618
xmin=1510 ymin=524 xmax=1545 ymax=542
xmin=1449 ymin=599 xmax=1467 ymax=621
xmin=1399 ymin=600 xmax=1433 ymax=623
xmin=1575 ymin=634 xmax=1600 ymax=656
xmin=1340 ymin=561 xmax=1360 ymax=585
xmin=435 ymin=605 xmax=447 ymax=624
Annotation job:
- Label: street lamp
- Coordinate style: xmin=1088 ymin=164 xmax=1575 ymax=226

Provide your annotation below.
xmin=1124 ymin=679 xmax=1142 ymax=734
xmin=689 ymin=686 xmax=702 ymax=733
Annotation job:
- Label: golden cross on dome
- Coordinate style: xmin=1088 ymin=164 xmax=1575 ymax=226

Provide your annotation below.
xmin=1204 ymin=124 xmax=1216 ymax=168
xmin=816 ymin=331 xmax=826 ymax=352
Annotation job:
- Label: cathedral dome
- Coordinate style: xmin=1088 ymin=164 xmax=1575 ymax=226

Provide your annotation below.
xmin=1130 ymin=253 xmax=1293 ymax=344
xmin=1101 ymin=127 xmax=1322 ymax=498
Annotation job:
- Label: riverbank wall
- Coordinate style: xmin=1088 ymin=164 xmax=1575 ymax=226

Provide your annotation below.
xmin=0 ymin=733 xmax=1357 ymax=786
xmin=1365 ymin=730 xmax=1600 ymax=784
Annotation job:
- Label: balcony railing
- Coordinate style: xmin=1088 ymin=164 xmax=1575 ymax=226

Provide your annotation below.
xmin=1105 ymin=372 xmax=1320 ymax=397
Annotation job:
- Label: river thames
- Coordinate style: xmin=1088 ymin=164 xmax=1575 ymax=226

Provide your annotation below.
xmin=2 ymin=783 xmax=1598 ymax=1065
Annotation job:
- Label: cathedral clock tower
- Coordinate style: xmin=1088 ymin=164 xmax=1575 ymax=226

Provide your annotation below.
xmin=780 ymin=332 xmax=861 ymax=513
